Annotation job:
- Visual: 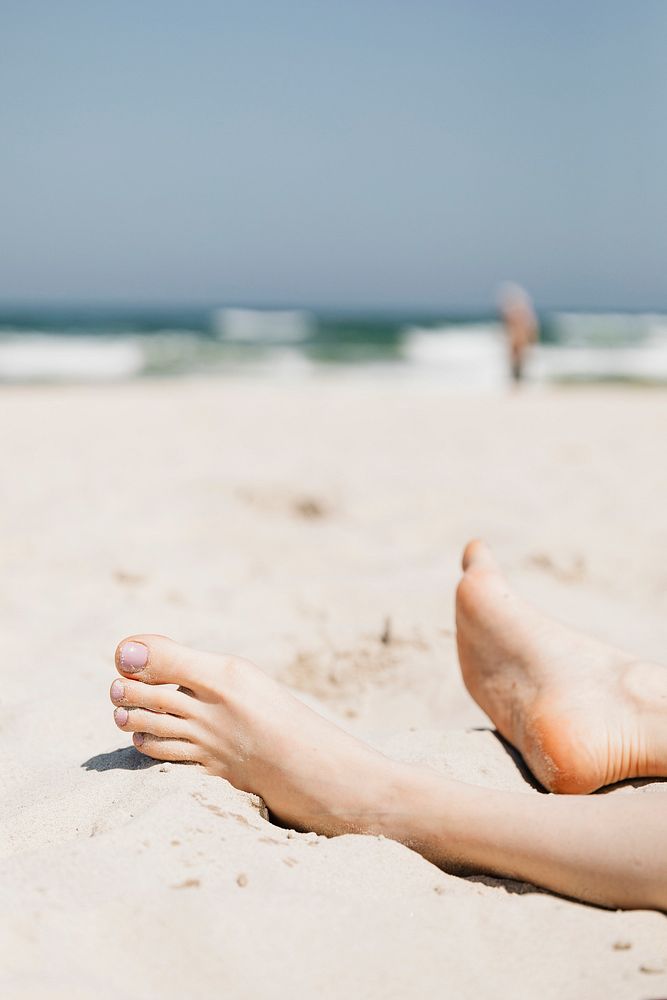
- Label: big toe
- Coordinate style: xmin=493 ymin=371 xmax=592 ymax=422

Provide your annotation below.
xmin=456 ymin=541 xmax=514 ymax=627
xmin=115 ymin=634 xmax=214 ymax=690
xmin=461 ymin=539 xmax=498 ymax=573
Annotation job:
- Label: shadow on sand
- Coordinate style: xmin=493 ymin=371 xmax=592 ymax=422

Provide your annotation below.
xmin=467 ymin=726 xmax=548 ymax=792
xmin=81 ymin=746 xmax=161 ymax=772
xmin=466 ymin=873 xmax=548 ymax=897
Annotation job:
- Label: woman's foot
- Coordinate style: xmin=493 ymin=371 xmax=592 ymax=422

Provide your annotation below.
xmin=456 ymin=540 xmax=667 ymax=793
xmin=110 ymin=635 xmax=411 ymax=836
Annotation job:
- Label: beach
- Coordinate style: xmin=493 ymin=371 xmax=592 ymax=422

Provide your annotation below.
xmin=1 ymin=376 xmax=666 ymax=998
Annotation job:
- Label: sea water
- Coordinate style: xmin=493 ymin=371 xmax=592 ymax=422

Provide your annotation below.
xmin=0 ymin=305 xmax=666 ymax=386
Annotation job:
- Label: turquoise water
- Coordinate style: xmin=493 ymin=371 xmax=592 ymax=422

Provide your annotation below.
xmin=0 ymin=305 xmax=666 ymax=384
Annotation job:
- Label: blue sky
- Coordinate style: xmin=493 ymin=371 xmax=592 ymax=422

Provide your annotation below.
xmin=2 ymin=1 xmax=666 ymax=309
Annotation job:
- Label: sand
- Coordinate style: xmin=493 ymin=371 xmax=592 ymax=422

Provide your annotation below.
xmin=1 ymin=376 xmax=666 ymax=998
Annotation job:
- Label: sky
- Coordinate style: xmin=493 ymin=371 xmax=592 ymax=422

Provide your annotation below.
xmin=2 ymin=1 xmax=666 ymax=311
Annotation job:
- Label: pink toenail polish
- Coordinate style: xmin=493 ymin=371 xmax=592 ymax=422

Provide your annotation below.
xmin=134 ymin=732 xmax=145 ymax=746
xmin=110 ymin=679 xmax=124 ymax=702
xmin=114 ymin=707 xmax=128 ymax=727
xmin=119 ymin=641 xmax=148 ymax=673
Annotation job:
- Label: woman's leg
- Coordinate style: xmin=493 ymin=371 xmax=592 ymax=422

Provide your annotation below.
xmin=109 ymin=538 xmax=667 ymax=910
xmin=395 ymin=767 xmax=667 ymax=910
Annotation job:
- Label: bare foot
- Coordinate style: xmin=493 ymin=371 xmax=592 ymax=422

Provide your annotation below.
xmin=110 ymin=635 xmax=411 ymax=836
xmin=456 ymin=540 xmax=667 ymax=793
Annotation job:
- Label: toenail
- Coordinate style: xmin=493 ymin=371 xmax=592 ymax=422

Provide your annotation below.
xmin=134 ymin=732 xmax=145 ymax=746
xmin=110 ymin=679 xmax=124 ymax=702
xmin=114 ymin=707 xmax=128 ymax=727
xmin=119 ymin=641 xmax=148 ymax=673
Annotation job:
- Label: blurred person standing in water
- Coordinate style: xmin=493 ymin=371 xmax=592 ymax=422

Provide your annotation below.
xmin=498 ymin=283 xmax=538 ymax=383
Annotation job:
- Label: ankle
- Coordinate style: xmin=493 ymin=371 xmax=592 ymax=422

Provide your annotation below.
xmin=359 ymin=762 xmax=440 ymax=847
xmin=369 ymin=764 xmax=473 ymax=869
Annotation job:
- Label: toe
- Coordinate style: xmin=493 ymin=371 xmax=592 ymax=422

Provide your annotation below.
xmin=114 ymin=634 xmax=217 ymax=690
xmin=109 ymin=677 xmax=193 ymax=718
xmin=462 ymin=539 xmax=497 ymax=572
xmin=114 ymin=706 xmax=192 ymax=740
xmin=133 ymin=733 xmax=203 ymax=763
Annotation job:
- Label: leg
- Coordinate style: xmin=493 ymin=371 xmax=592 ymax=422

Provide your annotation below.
xmin=109 ymin=631 xmax=667 ymax=909
xmin=456 ymin=540 xmax=667 ymax=792
xmin=398 ymin=768 xmax=667 ymax=910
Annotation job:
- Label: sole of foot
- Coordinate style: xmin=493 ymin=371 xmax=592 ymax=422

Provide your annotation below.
xmin=455 ymin=540 xmax=667 ymax=793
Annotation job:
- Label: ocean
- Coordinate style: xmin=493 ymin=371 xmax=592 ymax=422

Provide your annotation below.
xmin=1 ymin=305 xmax=666 ymax=386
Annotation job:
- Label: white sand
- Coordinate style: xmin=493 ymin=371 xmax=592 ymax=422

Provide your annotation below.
xmin=1 ymin=377 xmax=666 ymax=998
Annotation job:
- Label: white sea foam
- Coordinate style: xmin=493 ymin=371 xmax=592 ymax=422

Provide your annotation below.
xmin=211 ymin=308 xmax=314 ymax=342
xmin=401 ymin=324 xmax=509 ymax=389
xmin=533 ymin=314 xmax=667 ymax=381
xmin=0 ymin=335 xmax=145 ymax=382
xmin=552 ymin=312 xmax=661 ymax=345
xmin=530 ymin=342 xmax=667 ymax=382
